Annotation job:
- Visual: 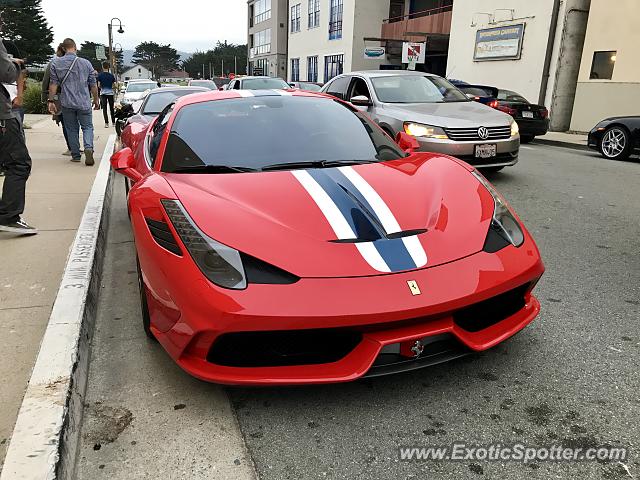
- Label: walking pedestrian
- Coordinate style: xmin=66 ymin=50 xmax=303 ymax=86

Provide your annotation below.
xmin=97 ymin=62 xmax=116 ymax=128
xmin=47 ymin=38 xmax=100 ymax=166
xmin=42 ymin=43 xmax=73 ymax=155
xmin=0 ymin=38 xmax=36 ymax=234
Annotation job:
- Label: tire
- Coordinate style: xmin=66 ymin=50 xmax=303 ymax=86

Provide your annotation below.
xmin=520 ymin=135 xmax=535 ymax=144
xmin=136 ymin=256 xmax=156 ymax=341
xmin=600 ymin=126 xmax=631 ymax=160
xmin=483 ymin=167 xmax=504 ymax=173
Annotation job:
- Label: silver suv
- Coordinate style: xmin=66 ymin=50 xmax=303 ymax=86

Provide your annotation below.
xmin=321 ymin=71 xmax=520 ymax=170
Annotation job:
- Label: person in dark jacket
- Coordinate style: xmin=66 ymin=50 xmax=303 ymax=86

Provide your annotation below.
xmin=0 ymin=38 xmax=36 ymax=234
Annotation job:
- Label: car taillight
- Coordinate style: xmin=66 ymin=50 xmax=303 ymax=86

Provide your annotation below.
xmin=488 ymin=100 xmax=517 ymax=116
xmin=488 ymin=100 xmax=498 ymax=108
xmin=540 ymin=108 xmax=548 ymax=119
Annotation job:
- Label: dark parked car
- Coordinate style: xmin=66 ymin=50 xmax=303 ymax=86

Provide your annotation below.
xmin=456 ymin=84 xmax=549 ymax=143
xmin=588 ymin=116 xmax=640 ymax=160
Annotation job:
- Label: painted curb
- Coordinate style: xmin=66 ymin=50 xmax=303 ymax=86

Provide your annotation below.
xmin=0 ymin=135 xmax=117 ymax=480
xmin=532 ymin=138 xmax=590 ymax=151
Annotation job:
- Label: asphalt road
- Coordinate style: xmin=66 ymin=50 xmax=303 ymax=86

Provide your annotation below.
xmin=77 ymin=143 xmax=640 ymax=480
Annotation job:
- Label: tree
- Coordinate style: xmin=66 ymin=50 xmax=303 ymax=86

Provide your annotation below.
xmin=182 ymin=41 xmax=248 ymax=79
xmin=0 ymin=0 xmax=54 ymax=64
xmin=77 ymin=41 xmax=123 ymax=72
xmin=132 ymin=41 xmax=180 ymax=77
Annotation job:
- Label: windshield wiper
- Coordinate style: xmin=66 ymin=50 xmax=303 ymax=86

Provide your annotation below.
xmin=261 ymin=159 xmax=375 ymax=172
xmin=169 ymin=164 xmax=258 ymax=174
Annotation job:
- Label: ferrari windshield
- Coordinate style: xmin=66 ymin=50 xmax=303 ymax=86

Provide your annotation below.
xmin=242 ymin=78 xmax=290 ymax=90
xmin=371 ymin=75 xmax=468 ymax=103
xmin=143 ymin=89 xmax=205 ymax=114
xmin=161 ymin=96 xmax=405 ymax=173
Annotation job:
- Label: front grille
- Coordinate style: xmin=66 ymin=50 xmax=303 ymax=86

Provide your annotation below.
xmin=207 ymin=329 xmax=362 ymax=367
xmin=453 ymin=284 xmax=529 ymax=332
xmin=444 ymin=126 xmax=512 ymax=141
xmin=145 ymin=218 xmax=182 ymax=256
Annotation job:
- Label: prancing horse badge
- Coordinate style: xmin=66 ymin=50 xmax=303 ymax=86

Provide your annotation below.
xmin=407 ymin=280 xmax=421 ymax=296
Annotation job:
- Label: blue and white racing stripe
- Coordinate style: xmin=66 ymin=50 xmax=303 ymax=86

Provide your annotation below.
xmin=292 ymin=166 xmax=428 ymax=273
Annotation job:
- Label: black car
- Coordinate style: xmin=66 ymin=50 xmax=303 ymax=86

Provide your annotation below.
xmin=588 ymin=116 xmax=640 ymax=160
xmin=456 ymin=84 xmax=549 ymax=143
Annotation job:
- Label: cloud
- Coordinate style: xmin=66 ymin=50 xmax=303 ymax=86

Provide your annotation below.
xmin=41 ymin=0 xmax=247 ymax=53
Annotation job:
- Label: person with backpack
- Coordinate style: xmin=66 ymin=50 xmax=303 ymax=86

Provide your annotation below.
xmin=0 ymin=37 xmax=36 ymax=234
xmin=42 ymin=43 xmax=73 ymax=156
xmin=47 ymin=38 xmax=100 ymax=166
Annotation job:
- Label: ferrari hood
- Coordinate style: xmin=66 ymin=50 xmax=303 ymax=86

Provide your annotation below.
xmin=163 ymin=155 xmax=495 ymax=278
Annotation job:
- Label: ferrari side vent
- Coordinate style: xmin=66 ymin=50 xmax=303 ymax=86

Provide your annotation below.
xmin=453 ymin=284 xmax=529 ymax=332
xmin=145 ymin=218 xmax=182 ymax=256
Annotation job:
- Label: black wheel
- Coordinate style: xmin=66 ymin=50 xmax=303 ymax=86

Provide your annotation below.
xmin=136 ymin=256 xmax=156 ymax=341
xmin=483 ymin=166 xmax=504 ymax=173
xmin=600 ymin=126 xmax=631 ymax=160
xmin=520 ymin=135 xmax=535 ymax=144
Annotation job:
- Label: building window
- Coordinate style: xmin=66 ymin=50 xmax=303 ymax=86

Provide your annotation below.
xmin=252 ymin=28 xmax=271 ymax=56
xmin=307 ymin=56 xmax=318 ymax=82
xmin=324 ymin=54 xmax=343 ymax=82
xmin=291 ymin=58 xmax=300 ymax=82
xmin=590 ymin=50 xmax=616 ymax=80
xmin=329 ymin=0 xmax=343 ymax=40
xmin=308 ymin=0 xmax=320 ymax=28
xmin=291 ymin=4 xmax=301 ymax=33
xmin=254 ymin=0 xmax=271 ymax=24
xmin=252 ymin=58 xmax=269 ymax=76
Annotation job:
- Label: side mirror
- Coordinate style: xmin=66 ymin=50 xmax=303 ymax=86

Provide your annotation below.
xmin=350 ymin=95 xmax=372 ymax=107
xmin=396 ymin=132 xmax=420 ymax=153
xmin=110 ymin=147 xmax=143 ymax=182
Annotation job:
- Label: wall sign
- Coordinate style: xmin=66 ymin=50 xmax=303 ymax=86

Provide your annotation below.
xmin=474 ymin=23 xmax=525 ymax=61
xmin=364 ymin=46 xmax=386 ymax=60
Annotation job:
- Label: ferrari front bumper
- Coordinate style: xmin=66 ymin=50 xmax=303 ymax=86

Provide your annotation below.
xmin=146 ymin=235 xmax=544 ymax=385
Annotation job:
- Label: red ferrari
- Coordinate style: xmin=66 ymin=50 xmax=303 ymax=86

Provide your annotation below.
xmin=111 ymin=89 xmax=544 ymax=385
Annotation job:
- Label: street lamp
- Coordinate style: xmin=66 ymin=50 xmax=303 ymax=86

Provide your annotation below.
xmin=108 ymin=18 xmax=124 ymax=79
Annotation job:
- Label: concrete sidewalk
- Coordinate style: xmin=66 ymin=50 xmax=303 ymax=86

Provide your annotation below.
xmin=0 ymin=111 xmax=112 ymax=468
xmin=533 ymin=131 xmax=590 ymax=150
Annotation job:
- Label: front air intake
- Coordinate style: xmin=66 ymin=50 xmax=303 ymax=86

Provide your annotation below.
xmin=145 ymin=218 xmax=182 ymax=256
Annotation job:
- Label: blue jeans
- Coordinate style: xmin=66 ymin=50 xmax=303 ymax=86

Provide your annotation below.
xmin=62 ymin=108 xmax=93 ymax=159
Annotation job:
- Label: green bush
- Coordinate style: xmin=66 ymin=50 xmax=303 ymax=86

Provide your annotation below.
xmin=23 ymin=83 xmax=48 ymax=114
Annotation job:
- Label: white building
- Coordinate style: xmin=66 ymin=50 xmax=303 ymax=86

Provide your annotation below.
xmin=287 ymin=0 xmax=390 ymax=83
xmin=445 ymin=0 xmax=591 ymax=131
xmin=121 ymin=65 xmax=153 ymax=81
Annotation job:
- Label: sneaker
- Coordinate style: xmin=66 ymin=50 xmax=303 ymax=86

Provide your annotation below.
xmin=85 ymin=149 xmax=95 ymax=166
xmin=62 ymin=149 xmax=72 ymax=156
xmin=0 ymin=218 xmax=38 ymax=235
xmin=105 ymin=123 xmax=109 ymax=128
xmin=70 ymin=157 xmax=81 ymax=163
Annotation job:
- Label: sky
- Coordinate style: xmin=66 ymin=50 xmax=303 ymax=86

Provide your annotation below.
xmin=41 ymin=0 xmax=247 ymax=53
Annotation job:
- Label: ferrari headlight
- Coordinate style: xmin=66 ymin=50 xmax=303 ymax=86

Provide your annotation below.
xmin=511 ymin=120 xmax=519 ymax=137
xmin=162 ymin=200 xmax=246 ymax=289
xmin=472 ymin=170 xmax=524 ymax=248
xmin=404 ymin=122 xmax=448 ymax=139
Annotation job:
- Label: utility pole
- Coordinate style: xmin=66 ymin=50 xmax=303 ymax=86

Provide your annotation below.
xmin=209 ymin=62 xmax=212 ymax=79
xmin=222 ymin=58 xmax=224 ymax=77
xmin=202 ymin=64 xmax=205 ymax=79
xmin=234 ymin=56 xmax=237 ymax=74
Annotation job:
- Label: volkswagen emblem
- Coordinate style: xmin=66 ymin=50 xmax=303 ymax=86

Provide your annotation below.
xmin=477 ymin=127 xmax=489 ymax=140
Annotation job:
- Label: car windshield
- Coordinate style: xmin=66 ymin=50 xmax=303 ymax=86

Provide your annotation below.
xmin=127 ymin=83 xmax=157 ymax=93
xmin=297 ymin=82 xmax=322 ymax=91
xmin=498 ymin=89 xmax=529 ymax=103
xmin=190 ymin=80 xmax=217 ymax=90
xmin=242 ymin=78 xmax=290 ymax=90
xmin=371 ymin=75 xmax=468 ymax=103
xmin=160 ymin=96 xmax=405 ymax=173
xmin=143 ymin=90 xmax=204 ymax=114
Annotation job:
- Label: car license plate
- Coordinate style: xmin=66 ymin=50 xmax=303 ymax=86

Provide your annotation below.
xmin=522 ymin=111 xmax=534 ymax=118
xmin=475 ymin=144 xmax=497 ymax=159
